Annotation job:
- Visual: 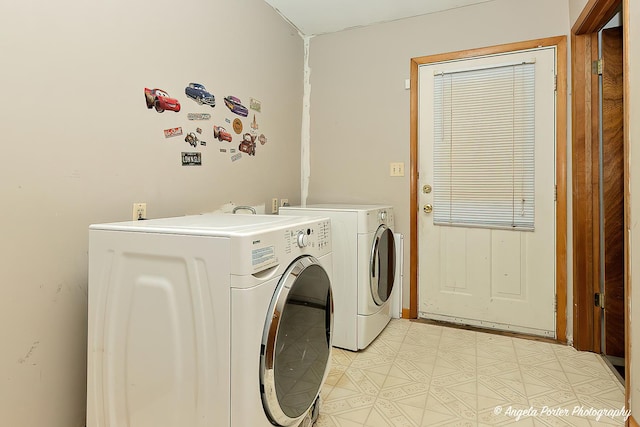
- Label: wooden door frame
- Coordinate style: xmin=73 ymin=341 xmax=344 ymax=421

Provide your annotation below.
xmin=571 ymin=0 xmax=621 ymax=354
xmin=408 ymin=36 xmax=568 ymax=343
xmin=571 ymin=0 xmax=630 ymax=416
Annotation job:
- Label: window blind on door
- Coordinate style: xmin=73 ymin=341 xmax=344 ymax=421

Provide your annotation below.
xmin=433 ymin=62 xmax=535 ymax=230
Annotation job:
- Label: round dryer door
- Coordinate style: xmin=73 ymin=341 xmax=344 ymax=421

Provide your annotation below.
xmin=260 ymin=255 xmax=333 ymax=426
xmin=370 ymin=225 xmax=396 ymax=306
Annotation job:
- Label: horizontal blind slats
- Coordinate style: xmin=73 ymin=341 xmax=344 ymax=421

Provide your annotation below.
xmin=433 ymin=62 xmax=535 ymax=231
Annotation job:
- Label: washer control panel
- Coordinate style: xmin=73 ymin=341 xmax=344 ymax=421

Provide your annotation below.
xmin=296 ymin=231 xmax=309 ymax=248
xmin=284 ymin=219 xmax=331 ymax=253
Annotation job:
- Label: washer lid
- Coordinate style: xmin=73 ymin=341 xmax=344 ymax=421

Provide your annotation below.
xmin=91 ymin=213 xmax=333 ymax=278
xmin=90 ymin=213 xmax=311 ymax=237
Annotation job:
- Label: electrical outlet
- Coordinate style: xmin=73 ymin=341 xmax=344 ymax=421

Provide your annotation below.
xmin=280 ymin=198 xmax=289 ymax=207
xmin=132 ymin=202 xmax=147 ymax=220
xmin=271 ymin=198 xmax=278 ymax=214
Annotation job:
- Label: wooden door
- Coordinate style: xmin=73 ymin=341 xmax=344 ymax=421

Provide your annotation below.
xmin=601 ymin=26 xmax=624 ymax=358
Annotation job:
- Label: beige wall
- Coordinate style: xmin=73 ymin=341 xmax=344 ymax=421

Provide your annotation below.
xmin=569 ymin=0 xmax=590 ymax=26
xmin=628 ymin=0 xmax=639 ymax=418
xmin=0 ymin=0 xmax=303 ymax=425
xmin=307 ymin=0 xmax=571 ymax=325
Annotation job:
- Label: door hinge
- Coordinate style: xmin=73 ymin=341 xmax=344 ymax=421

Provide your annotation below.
xmin=592 ymin=59 xmax=603 ymax=75
xmin=595 ymin=292 xmax=605 ymax=309
xmin=554 ymin=185 xmax=557 ymax=201
xmin=554 ymin=74 xmax=557 ymax=92
xmin=554 ymin=295 xmax=557 ymax=312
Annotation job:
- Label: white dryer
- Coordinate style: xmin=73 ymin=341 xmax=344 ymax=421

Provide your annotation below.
xmin=279 ymin=204 xmax=396 ymax=351
xmin=87 ymin=214 xmax=333 ymax=427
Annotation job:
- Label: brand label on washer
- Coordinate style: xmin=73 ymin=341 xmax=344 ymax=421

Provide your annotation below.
xmin=252 ymin=245 xmax=275 ymax=268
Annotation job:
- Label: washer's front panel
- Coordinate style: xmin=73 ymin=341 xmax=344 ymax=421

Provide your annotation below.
xmin=88 ymin=231 xmax=230 ymax=427
xmin=230 ymin=277 xmax=279 ymax=427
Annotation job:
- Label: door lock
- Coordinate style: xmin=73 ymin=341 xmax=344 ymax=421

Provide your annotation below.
xmin=423 ymin=184 xmax=432 ymax=194
xmin=423 ymin=204 xmax=433 ymax=214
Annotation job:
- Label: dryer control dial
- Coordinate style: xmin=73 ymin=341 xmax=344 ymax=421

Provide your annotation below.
xmin=379 ymin=210 xmax=387 ymax=222
xmin=297 ymin=231 xmax=309 ymax=248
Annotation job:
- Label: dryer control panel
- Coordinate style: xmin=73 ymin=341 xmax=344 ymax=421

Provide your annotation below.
xmin=365 ymin=208 xmax=395 ymax=233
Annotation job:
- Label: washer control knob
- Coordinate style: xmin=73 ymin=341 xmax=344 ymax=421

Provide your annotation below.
xmin=297 ymin=231 xmax=309 ymax=248
xmin=379 ymin=210 xmax=387 ymax=221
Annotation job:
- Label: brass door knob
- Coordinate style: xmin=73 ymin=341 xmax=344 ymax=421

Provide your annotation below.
xmin=423 ymin=204 xmax=433 ymax=214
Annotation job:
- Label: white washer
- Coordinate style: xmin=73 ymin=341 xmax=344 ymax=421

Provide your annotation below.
xmin=279 ymin=204 xmax=396 ymax=351
xmin=87 ymin=213 xmax=333 ymax=427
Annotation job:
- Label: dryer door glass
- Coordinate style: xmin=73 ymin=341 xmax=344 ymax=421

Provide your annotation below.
xmin=260 ymin=255 xmax=333 ymax=426
xmin=370 ymin=225 xmax=396 ymax=306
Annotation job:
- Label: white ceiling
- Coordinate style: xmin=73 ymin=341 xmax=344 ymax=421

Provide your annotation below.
xmin=263 ymin=0 xmax=496 ymax=36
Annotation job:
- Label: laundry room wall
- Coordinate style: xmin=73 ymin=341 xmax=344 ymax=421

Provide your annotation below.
xmin=0 ymin=1 xmax=303 ymax=426
xmin=569 ymin=0 xmax=589 ymax=24
xmin=306 ymin=0 xmax=573 ymax=333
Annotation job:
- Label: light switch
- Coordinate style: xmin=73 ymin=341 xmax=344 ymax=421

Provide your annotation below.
xmin=390 ymin=162 xmax=405 ymax=177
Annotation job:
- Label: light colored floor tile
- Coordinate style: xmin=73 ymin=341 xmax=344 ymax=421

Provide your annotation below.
xmin=334 ymin=407 xmax=375 ymax=425
xmin=315 ymin=413 xmax=339 ymax=426
xmin=365 ymin=398 xmax=423 ymax=427
xmin=317 ymin=319 xmax=624 ymax=427
xmin=420 ymin=409 xmax=459 ymax=426
xmin=333 ymin=348 xmax=358 ymax=367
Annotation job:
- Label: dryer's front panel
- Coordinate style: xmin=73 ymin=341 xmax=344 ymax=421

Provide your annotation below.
xmin=356 ymin=226 xmax=395 ymax=349
xmin=260 ymin=255 xmax=333 ymax=426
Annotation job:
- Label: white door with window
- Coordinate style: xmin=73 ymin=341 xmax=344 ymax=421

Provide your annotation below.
xmin=418 ymin=47 xmax=556 ymax=337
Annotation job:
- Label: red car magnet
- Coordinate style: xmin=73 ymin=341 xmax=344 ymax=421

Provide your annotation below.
xmin=145 ymin=88 xmax=181 ymax=113
xmin=214 ymin=125 xmax=233 ymax=142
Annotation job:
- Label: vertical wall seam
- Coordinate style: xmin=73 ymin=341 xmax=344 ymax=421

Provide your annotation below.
xmin=301 ymin=35 xmax=312 ymax=206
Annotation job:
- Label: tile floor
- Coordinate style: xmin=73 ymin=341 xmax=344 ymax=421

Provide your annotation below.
xmin=316 ymin=319 xmax=626 ymax=426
